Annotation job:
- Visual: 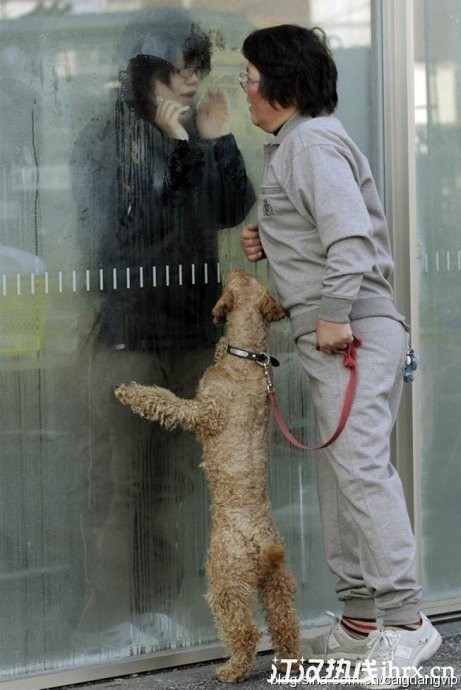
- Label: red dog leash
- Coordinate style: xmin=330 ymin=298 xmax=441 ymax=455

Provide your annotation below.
xmin=266 ymin=337 xmax=361 ymax=451
xmin=226 ymin=337 xmax=361 ymax=451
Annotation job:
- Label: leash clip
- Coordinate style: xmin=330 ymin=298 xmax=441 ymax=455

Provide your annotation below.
xmin=262 ymin=362 xmax=275 ymax=394
xmin=254 ymin=353 xmax=276 ymax=394
xmin=255 ymin=352 xmax=272 ymax=368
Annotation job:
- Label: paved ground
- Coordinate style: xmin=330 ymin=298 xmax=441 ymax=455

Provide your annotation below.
xmin=59 ymin=621 xmax=461 ymax=690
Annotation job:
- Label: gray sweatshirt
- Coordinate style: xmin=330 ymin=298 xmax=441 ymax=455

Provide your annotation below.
xmin=258 ymin=113 xmax=406 ymax=339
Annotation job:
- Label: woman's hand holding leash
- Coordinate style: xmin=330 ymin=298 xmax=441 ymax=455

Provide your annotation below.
xmin=316 ymin=319 xmax=354 ymax=354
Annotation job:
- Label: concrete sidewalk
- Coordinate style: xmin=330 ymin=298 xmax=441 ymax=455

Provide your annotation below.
xmin=60 ymin=621 xmax=461 ymax=690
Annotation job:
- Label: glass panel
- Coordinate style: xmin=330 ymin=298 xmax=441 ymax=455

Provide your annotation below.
xmin=0 ymin=0 xmax=374 ymax=681
xmin=413 ymin=0 xmax=461 ymax=602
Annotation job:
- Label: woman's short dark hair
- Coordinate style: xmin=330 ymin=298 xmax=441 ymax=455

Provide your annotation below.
xmin=242 ymin=24 xmax=338 ymax=117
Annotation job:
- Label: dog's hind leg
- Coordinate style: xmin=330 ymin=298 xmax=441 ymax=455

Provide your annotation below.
xmin=258 ymin=565 xmax=300 ymax=668
xmin=206 ymin=581 xmax=260 ymax=683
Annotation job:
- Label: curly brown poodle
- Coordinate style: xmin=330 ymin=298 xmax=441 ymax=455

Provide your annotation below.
xmin=114 ymin=268 xmax=300 ymax=683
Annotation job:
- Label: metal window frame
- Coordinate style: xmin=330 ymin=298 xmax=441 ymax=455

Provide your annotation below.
xmin=0 ymin=644 xmax=228 ymax=690
xmin=2 ymin=4 xmax=460 ymax=689
xmin=379 ymin=0 xmax=419 ymax=517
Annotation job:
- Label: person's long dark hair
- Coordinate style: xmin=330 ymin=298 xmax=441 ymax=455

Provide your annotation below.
xmin=128 ymin=24 xmax=212 ymax=121
xmin=242 ymin=24 xmax=338 ymax=117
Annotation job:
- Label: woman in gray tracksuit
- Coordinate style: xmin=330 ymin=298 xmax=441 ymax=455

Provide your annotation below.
xmin=239 ymin=24 xmax=441 ymax=678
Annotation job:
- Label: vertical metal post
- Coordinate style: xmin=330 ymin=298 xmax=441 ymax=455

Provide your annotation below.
xmin=380 ymin=0 xmax=422 ymax=572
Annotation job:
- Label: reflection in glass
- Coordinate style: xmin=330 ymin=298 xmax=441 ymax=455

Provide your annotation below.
xmin=71 ymin=6 xmax=254 ymax=659
xmin=0 ymin=0 xmax=378 ymax=681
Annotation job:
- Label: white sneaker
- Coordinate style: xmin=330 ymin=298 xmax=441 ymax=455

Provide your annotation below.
xmin=358 ymin=613 xmax=442 ymax=687
xmin=303 ymin=612 xmax=373 ymax=662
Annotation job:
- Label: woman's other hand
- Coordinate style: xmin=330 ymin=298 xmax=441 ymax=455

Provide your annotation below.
xmin=241 ymin=223 xmax=266 ymax=262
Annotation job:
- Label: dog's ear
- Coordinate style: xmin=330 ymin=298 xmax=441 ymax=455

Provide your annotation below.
xmin=260 ymin=293 xmax=286 ymax=323
xmin=212 ymin=288 xmax=234 ymax=324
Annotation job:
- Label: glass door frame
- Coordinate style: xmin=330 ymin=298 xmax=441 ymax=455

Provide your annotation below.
xmin=381 ymin=0 xmax=461 ymax=619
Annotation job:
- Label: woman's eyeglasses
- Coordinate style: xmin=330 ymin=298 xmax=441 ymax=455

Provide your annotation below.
xmin=238 ymin=72 xmax=260 ymax=90
xmin=176 ymin=66 xmax=210 ymax=79
xmin=133 ymin=56 xmax=210 ymax=80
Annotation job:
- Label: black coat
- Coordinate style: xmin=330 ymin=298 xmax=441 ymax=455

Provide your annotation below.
xmin=71 ymin=98 xmax=255 ymax=350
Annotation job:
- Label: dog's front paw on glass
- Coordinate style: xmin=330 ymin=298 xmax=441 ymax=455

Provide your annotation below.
xmin=113 ymin=382 xmax=139 ymax=405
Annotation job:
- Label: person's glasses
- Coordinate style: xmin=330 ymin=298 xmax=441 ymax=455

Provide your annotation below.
xmin=238 ymin=72 xmax=260 ymax=90
xmin=176 ymin=66 xmax=210 ymax=79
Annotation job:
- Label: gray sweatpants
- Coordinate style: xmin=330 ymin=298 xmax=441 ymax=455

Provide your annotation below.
xmin=295 ymin=316 xmax=422 ymax=625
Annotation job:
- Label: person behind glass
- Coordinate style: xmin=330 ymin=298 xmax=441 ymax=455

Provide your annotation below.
xmin=239 ymin=24 xmax=441 ymax=679
xmin=72 ymin=10 xmax=254 ymax=653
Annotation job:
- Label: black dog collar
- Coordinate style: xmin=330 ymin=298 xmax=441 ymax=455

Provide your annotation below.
xmin=227 ymin=345 xmax=280 ymax=367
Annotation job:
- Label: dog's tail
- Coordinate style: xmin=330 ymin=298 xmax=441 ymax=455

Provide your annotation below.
xmin=261 ymin=543 xmax=286 ymax=570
